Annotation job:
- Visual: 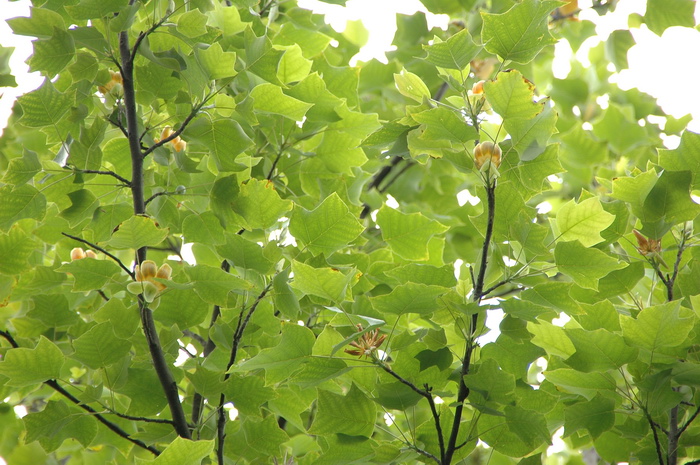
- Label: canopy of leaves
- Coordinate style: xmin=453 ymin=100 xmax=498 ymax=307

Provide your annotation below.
xmin=0 ymin=1 xmax=699 ymax=464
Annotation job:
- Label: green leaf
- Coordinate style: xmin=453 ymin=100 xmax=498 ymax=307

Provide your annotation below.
xmin=2 ymin=150 xmax=41 ymax=185
xmin=57 ymin=258 xmax=122 ymax=292
xmin=0 ymin=336 xmax=64 ymax=387
xmin=17 ymin=79 xmax=72 ymax=127
xmin=544 ymin=369 xmax=617 ymax=399
xmin=564 ymin=394 xmax=615 ymax=439
xmin=290 ymin=260 xmax=354 ymax=303
xmin=394 ymin=69 xmax=431 ymax=103
xmin=554 ymin=241 xmax=626 ymax=290
xmin=184 ymin=118 xmax=253 ymax=172
xmin=289 ymin=193 xmax=364 ymax=256
xmin=484 ymin=69 xmax=544 ymax=120
xmin=66 ymin=0 xmax=128 ymax=20
xmin=155 ymin=288 xmax=209 ymax=329
xmin=197 ymin=42 xmax=237 ymax=80
xmin=23 ymin=401 xmax=97 ymax=452
xmin=637 ymin=170 xmax=700 ymax=238
xmin=505 ymin=103 xmax=558 ymax=161
xmin=244 ymin=27 xmax=285 ymax=85
xmin=621 ymin=301 xmax=694 ymax=351
xmin=605 ymin=29 xmax=635 ymax=70
xmin=481 ymin=0 xmax=560 ymax=64
xmin=564 ymin=328 xmax=638 ymax=372
xmin=644 ymin=0 xmax=696 ymax=35
xmin=658 ymin=130 xmax=700 ymax=189
xmin=29 ymin=294 xmax=79 ymax=327
xmin=176 ymin=9 xmax=208 ymax=39
xmin=556 ymin=197 xmax=616 ymax=247
xmin=310 ymin=384 xmax=376 ymax=437
xmin=276 ymin=44 xmax=313 ymax=84
xmin=504 ymin=405 xmax=550 ymax=449
xmin=0 ymin=185 xmax=46 ymax=231
xmin=610 ymin=169 xmax=658 ymax=207
xmin=232 ymin=178 xmax=292 ymax=230
xmin=72 ymin=322 xmax=131 ymax=369
xmin=464 ymin=358 xmax=516 ymax=402
xmin=315 ymin=131 xmax=368 ymax=174
xmin=527 ymin=320 xmax=576 ymax=359
xmin=28 ymin=27 xmax=75 ymax=77
xmin=0 ymin=226 xmax=38 ymax=275
xmin=217 ymin=233 xmax=275 ymax=274
xmin=370 ymin=283 xmax=449 ymax=316
xmin=106 ymin=216 xmax=169 ymax=250
xmin=250 ymin=83 xmax=313 ymax=121
xmin=7 ymin=7 xmax=65 ymax=38
xmin=182 ymin=211 xmax=226 ymax=246
xmin=152 ymin=438 xmax=215 ymax=465
xmin=591 ymin=104 xmax=647 ymax=154
xmin=412 ymin=106 xmax=479 ymax=145
xmin=423 ymin=28 xmax=482 ymax=70
xmin=238 ymin=324 xmax=314 ymax=373
xmin=376 ymin=206 xmax=448 ymax=261
xmin=226 ymin=417 xmax=288 ymax=460
xmin=184 ymin=265 xmax=252 ymax=306
xmin=60 ymin=189 xmax=99 ymax=227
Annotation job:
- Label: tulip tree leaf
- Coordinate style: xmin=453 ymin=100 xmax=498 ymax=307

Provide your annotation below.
xmin=484 ymin=69 xmax=544 ymax=120
xmin=481 ymin=0 xmax=560 ymax=64
xmin=423 ymin=28 xmax=482 ymax=70
xmin=376 ymin=206 xmax=448 ymax=261
xmin=23 ymin=401 xmax=98 ymax=452
xmin=72 ymin=322 xmax=131 ymax=369
xmin=289 ymin=193 xmax=364 ymax=256
xmin=620 ymin=301 xmax=694 ymax=351
xmin=310 ymin=383 xmax=376 ymax=437
xmin=106 ymin=216 xmax=169 ymax=250
xmin=556 ymin=197 xmax=616 ymax=247
xmin=0 ymin=336 xmax=64 ymax=387
xmin=554 ymin=241 xmax=626 ymax=290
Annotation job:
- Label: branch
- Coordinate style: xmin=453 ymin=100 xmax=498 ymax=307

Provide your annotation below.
xmin=216 ymin=281 xmax=273 ymax=464
xmin=119 ymin=25 xmax=191 ymax=439
xmin=678 ymin=405 xmax=700 ymax=437
xmin=376 ymin=362 xmax=430 ymax=398
xmin=61 ymin=232 xmax=134 ymax=279
xmin=0 ymin=330 xmax=161 ymax=456
xmin=141 ymin=103 xmax=204 ymax=159
xmin=645 ymin=409 xmax=667 ymax=465
xmin=444 ymin=182 xmax=496 ymax=465
xmin=71 ymin=168 xmax=131 ymax=186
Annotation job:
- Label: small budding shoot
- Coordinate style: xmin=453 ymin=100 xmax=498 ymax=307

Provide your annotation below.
xmin=345 ymin=324 xmax=387 ymax=359
xmin=633 ymin=230 xmax=668 ymax=268
xmin=474 ymin=141 xmax=502 ymax=170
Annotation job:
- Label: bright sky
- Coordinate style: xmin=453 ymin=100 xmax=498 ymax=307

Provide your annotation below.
xmin=1 ymin=0 xmax=700 ymax=135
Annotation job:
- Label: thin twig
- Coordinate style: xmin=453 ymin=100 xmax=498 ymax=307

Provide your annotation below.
xmin=678 ymin=405 xmax=700 ymax=437
xmin=72 ymin=169 xmax=131 ymax=186
xmin=645 ymin=409 xmax=667 ymax=465
xmin=141 ymin=102 xmax=206 ymax=159
xmin=61 ymin=232 xmax=134 ymax=279
xmin=216 ymin=281 xmax=274 ymax=464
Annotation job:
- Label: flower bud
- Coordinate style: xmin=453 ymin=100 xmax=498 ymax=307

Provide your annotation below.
xmin=474 ymin=141 xmax=502 ymax=169
xmin=156 ymin=263 xmax=172 ymax=280
xmin=85 ymin=250 xmax=97 ymax=259
xmin=471 ymin=80 xmax=486 ymax=94
xmin=160 ymin=126 xmax=173 ymax=141
xmin=70 ymin=248 xmax=86 ymax=260
xmin=138 ymin=260 xmax=158 ymax=281
xmin=172 ymin=138 xmax=187 ymax=152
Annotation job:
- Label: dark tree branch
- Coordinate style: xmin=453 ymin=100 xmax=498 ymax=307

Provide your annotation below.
xmin=71 ymin=168 xmax=131 ymax=186
xmin=0 ymin=330 xmax=161 ymax=455
xmin=645 ymin=409 xmax=667 ymax=465
xmin=678 ymin=405 xmax=700 ymax=437
xmin=119 ymin=24 xmax=191 ymax=439
xmin=61 ymin=232 xmax=134 ymax=279
xmin=444 ymin=182 xmax=495 ymax=465
xmin=216 ymin=281 xmax=274 ymax=464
